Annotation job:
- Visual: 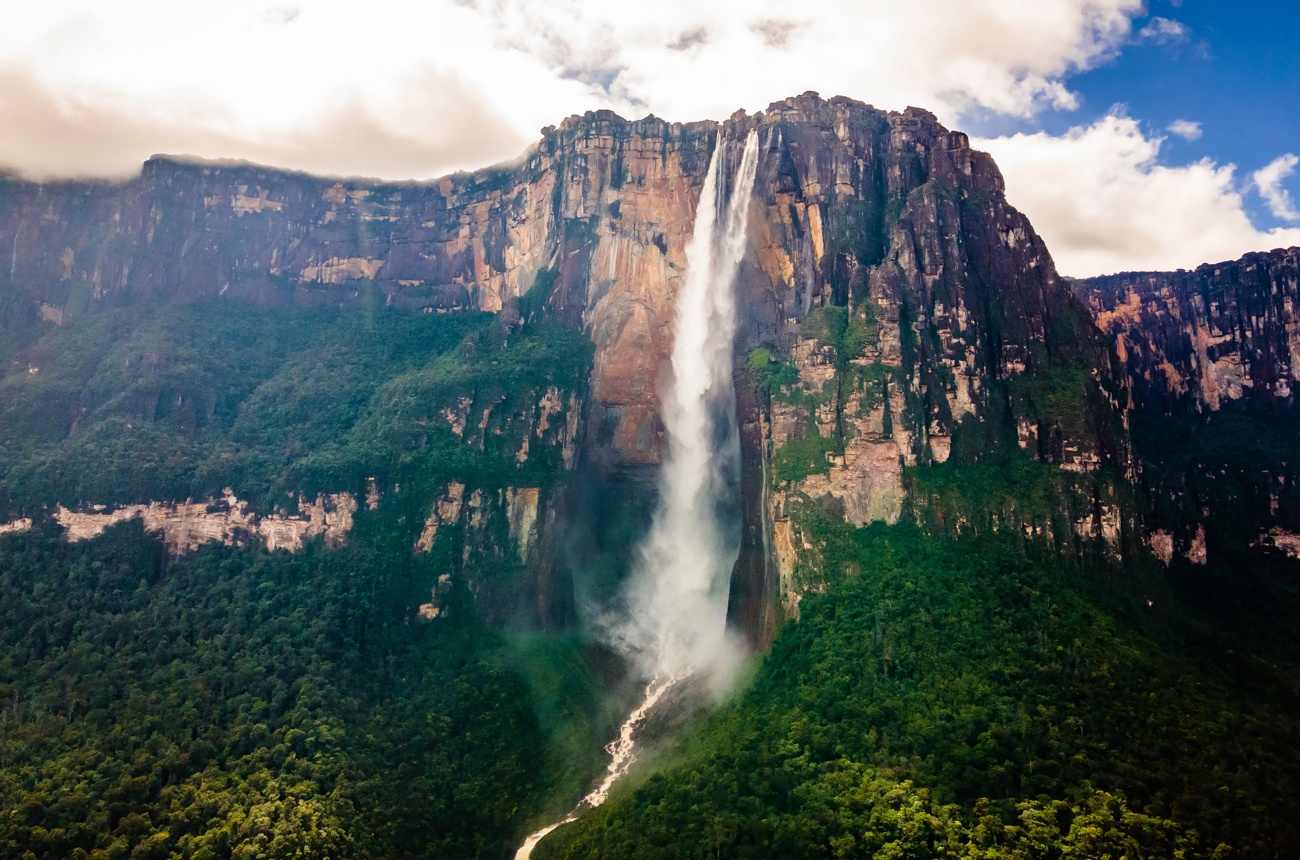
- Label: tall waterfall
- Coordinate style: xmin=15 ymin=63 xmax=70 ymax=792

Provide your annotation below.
xmin=610 ymin=125 xmax=761 ymax=684
xmin=515 ymin=128 xmax=761 ymax=859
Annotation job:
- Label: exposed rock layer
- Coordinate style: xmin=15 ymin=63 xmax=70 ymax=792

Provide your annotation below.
xmin=5 ymin=492 xmax=359 ymax=554
xmin=1076 ymin=248 xmax=1300 ymax=415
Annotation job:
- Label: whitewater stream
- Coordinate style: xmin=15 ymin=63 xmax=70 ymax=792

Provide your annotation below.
xmin=514 ymin=128 xmax=760 ymax=859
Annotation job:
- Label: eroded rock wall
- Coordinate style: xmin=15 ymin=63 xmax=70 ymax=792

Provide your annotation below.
xmin=1076 ymin=248 xmax=1300 ymax=568
xmin=0 ymin=94 xmax=1140 ymax=642
xmin=722 ymin=97 xmax=1133 ymax=634
xmin=1075 ymin=248 xmax=1300 ymax=415
xmin=0 ymin=491 xmax=357 ymax=554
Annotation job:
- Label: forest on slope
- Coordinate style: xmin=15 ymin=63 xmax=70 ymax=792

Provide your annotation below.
xmin=539 ymin=506 xmax=1300 ymax=858
xmin=0 ymin=292 xmax=614 ymax=859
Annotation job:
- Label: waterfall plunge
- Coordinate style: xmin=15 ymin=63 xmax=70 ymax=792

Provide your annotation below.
xmin=515 ymin=129 xmax=760 ymax=859
xmin=609 ymin=127 xmax=761 ymax=686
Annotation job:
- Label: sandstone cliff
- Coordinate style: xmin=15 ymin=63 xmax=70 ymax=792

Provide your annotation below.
xmin=1076 ymin=248 xmax=1300 ymax=415
xmin=1 ymin=93 xmax=1141 ymax=643
xmin=1075 ymin=248 xmax=1300 ymax=568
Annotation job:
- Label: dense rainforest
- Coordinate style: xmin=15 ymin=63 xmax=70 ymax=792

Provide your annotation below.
xmin=539 ymin=512 xmax=1300 ymax=858
xmin=4 ymin=289 xmax=1300 ymax=859
xmin=0 ymin=294 xmax=614 ymax=858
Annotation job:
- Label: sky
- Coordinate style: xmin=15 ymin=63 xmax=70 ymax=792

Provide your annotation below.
xmin=1 ymin=0 xmax=1297 ymax=276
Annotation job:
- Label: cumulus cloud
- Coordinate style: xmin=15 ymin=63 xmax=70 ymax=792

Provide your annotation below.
xmin=977 ymin=117 xmax=1300 ymax=276
xmin=1253 ymin=154 xmax=1300 ymax=222
xmin=1166 ymin=119 xmax=1202 ymax=140
xmin=473 ymin=0 xmax=1145 ymax=120
xmin=0 ymin=0 xmax=1146 ymax=179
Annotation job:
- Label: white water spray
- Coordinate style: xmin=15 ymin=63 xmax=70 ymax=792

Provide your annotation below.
xmin=515 ymin=128 xmax=761 ymax=858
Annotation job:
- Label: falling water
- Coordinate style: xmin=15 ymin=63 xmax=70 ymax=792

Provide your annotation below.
xmin=611 ymin=126 xmax=761 ymax=682
xmin=515 ymin=127 xmax=761 ymax=858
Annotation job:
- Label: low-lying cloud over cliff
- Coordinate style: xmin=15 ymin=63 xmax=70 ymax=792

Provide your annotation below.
xmin=1 ymin=0 xmax=1144 ymax=181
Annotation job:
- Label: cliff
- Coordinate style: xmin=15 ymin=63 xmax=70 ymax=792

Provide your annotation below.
xmin=1075 ymin=249 xmax=1300 ymax=416
xmin=1076 ymin=248 xmax=1300 ymax=567
xmin=0 ymin=93 xmax=1138 ymax=643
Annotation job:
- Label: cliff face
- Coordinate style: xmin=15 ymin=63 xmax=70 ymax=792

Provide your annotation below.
xmin=1076 ymin=249 xmax=1300 ymax=567
xmin=0 ymin=113 xmax=715 ymax=473
xmin=1075 ymin=249 xmax=1300 ymax=416
xmin=0 ymin=93 xmax=1137 ymax=643
xmin=725 ymin=98 xmax=1132 ymax=640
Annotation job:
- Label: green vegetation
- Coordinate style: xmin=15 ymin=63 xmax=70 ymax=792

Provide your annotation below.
xmin=906 ymin=445 xmax=1069 ymax=529
xmin=801 ymin=306 xmax=873 ymax=371
xmin=0 ymin=517 xmax=606 ymax=859
xmin=0 ymin=292 xmax=605 ymax=858
xmin=5 ymin=267 xmax=1300 ymax=860
xmin=1011 ymin=360 xmax=1095 ymax=441
xmin=772 ymin=433 xmax=837 ymax=484
xmin=0 ymin=296 xmax=592 ymax=512
xmin=746 ymin=348 xmax=799 ymax=396
xmin=539 ymin=520 xmax=1300 ymax=859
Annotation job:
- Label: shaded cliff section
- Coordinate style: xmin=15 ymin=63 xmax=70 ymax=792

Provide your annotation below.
xmin=1076 ymin=248 xmax=1300 ymax=569
xmin=0 ymin=93 xmax=1137 ymax=647
xmin=724 ymin=97 xmax=1135 ymax=646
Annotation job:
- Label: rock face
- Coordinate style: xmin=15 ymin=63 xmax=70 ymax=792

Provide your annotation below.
xmin=1076 ymin=248 xmax=1300 ymax=568
xmin=0 ymin=93 xmax=1138 ymax=644
xmin=0 ymin=95 xmax=1126 ymax=476
xmin=1075 ymin=248 xmax=1300 ymax=415
xmin=0 ymin=114 xmax=714 ymax=473
xmin=724 ymin=98 xmax=1132 ymax=642
xmin=41 ymin=491 xmax=356 ymax=554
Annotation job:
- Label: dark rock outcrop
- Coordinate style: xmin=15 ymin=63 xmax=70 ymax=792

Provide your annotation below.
xmin=1076 ymin=248 xmax=1300 ymax=567
xmin=1075 ymin=248 xmax=1300 ymax=416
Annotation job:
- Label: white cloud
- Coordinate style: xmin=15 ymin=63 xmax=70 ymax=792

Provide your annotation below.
xmin=0 ymin=0 xmax=1146 ymax=179
xmin=1136 ymin=16 xmax=1189 ymax=44
xmin=1252 ymin=154 xmax=1300 ymax=222
xmin=977 ymin=117 xmax=1300 ymax=276
xmin=1166 ymin=119 xmax=1202 ymax=140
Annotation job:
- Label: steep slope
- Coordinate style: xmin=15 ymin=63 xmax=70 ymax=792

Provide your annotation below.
xmin=1076 ymin=248 xmax=1300 ymax=566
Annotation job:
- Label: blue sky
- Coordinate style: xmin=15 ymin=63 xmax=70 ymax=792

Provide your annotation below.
xmin=0 ymin=0 xmax=1296 ymax=274
xmin=970 ymin=0 xmax=1300 ymax=231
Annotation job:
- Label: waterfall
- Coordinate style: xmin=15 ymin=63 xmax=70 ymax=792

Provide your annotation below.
xmin=610 ymin=126 xmax=761 ymax=683
xmin=515 ymin=127 xmax=760 ymax=858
